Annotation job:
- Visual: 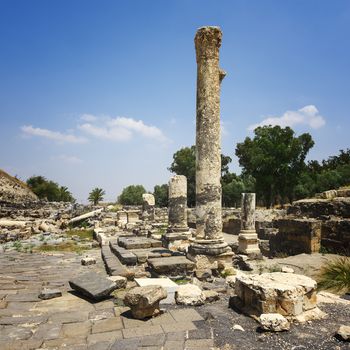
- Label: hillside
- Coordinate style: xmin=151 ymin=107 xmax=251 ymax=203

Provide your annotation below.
xmin=0 ymin=169 xmax=38 ymax=203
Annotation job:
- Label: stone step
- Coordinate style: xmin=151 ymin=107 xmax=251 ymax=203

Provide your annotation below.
xmin=147 ymin=256 xmax=195 ymax=276
xmin=101 ymin=245 xmax=134 ymax=279
xmin=109 ymin=241 xmax=138 ymax=265
xmin=118 ymin=236 xmax=162 ymax=250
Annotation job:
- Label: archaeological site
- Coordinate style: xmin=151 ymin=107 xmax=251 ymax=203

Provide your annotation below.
xmin=1 ymin=23 xmax=349 ymax=350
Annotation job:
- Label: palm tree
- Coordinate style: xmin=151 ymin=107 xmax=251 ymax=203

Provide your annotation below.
xmin=88 ymin=188 xmax=105 ymax=205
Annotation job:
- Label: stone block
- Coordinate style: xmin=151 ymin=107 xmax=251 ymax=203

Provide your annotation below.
xmin=124 ymin=285 xmax=167 ymax=319
xmin=234 ymin=272 xmax=317 ymax=317
xmin=69 ymin=271 xmax=118 ymax=301
xmin=135 ymin=278 xmax=178 ymax=304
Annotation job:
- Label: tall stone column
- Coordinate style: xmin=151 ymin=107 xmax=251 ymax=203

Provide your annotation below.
xmin=238 ymin=193 xmax=261 ymax=256
xmin=168 ymin=175 xmax=188 ymax=232
xmin=188 ymin=26 xmax=231 ymax=257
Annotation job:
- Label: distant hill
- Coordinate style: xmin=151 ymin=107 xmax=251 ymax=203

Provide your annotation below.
xmin=0 ymin=169 xmax=38 ymax=203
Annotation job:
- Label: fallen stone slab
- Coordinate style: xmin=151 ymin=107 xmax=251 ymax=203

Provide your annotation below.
xmin=39 ymin=288 xmax=62 ymax=300
xmin=69 ymin=208 xmax=104 ymax=225
xmin=147 ymin=256 xmax=195 ymax=276
xmin=124 ymin=285 xmax=167 ymax=319
xmin=259 ymin=313 xmax=290 ymax=332
xmin=69 ymin=271 xmax=118 ymax=301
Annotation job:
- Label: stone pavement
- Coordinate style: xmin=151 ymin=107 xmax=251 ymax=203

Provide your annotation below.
xmin=0 ymin=250 xmax=216 ymax=350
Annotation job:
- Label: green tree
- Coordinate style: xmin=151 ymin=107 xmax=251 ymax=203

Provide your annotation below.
xmin=88 ymin=188 xmax=105 ymax=205
xmin=169 ymin=146 xmax=236 ymax=207
xmin=235 ymin=125 xmax=314 ymax=207
xmin=27 ymin=176 xmax=75 ymax=202
xmin=153 ymin=184 xmax=168 ymax=207
xmin=118 ymin=185 xmax=146 ymax=205
xmin=58 ymin=186 xmax=75 ymax=203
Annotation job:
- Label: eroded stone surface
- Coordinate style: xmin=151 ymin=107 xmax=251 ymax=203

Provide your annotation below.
xmin=124 ymin=285 xmax=167 ymax=319
xmin=235 ymin=272 xmax=317 ymax=317
xmin=69 ymin=271 xmax=118 ymax=301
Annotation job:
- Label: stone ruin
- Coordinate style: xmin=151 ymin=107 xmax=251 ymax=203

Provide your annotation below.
xmin=0 ymin=26 xmax=348 ymax=350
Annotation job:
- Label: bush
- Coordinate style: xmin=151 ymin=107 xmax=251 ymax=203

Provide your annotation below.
xmin=318 ymin=257 xmax=350 ymax=293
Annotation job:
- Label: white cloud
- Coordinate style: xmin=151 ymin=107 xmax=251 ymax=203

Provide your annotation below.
xmin=21 ymin=125 xmax=87 ymax=144
xmin=248 ymin=105 xmax=326 ymax=131
xmin=79 ymin=115 xmax=168 ymax=142
xmin=80 ymin=114 xmax=98 ymax=122
xmin=55 ymin=154 xmax=83 ymax=164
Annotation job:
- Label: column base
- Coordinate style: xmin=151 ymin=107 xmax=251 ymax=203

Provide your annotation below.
xmin=238 ymin=230 xmax=261 ymax=256
xmin=162 ymin=231 xmax=192 ymax=251
xmin=188 ymin=237 xmax=232 ymax=256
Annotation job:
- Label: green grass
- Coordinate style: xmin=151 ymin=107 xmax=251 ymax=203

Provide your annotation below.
xmin=34 ymin=241 xmax=91 ymax=253
xmin=65 ymin=229 xmax=94 ymax=240
xmin=318 ymin=257 xmax=350 ymax=293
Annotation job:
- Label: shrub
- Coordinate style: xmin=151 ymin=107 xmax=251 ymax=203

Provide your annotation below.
xmin=318 ymin=257 xmax=350 ymax=293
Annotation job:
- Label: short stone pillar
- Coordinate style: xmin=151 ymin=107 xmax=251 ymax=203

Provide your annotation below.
xmin=164 ymin=175 xmax=191 ymax=250
xmin=238 ymin=193 xmax=261 ymax=256
xmin=168 ymin=175 xmax=188 ymax=232
xmin=142 ymin=193 xmax=155 ymax=221
xmin=188 ymin=26 xmax=231 ymax=259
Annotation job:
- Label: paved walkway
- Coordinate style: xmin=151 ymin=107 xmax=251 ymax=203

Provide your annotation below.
xmin=0 ymin=250 xmax=215 ymax=350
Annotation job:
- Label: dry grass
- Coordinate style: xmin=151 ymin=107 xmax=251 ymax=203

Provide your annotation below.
xmin=318 ymin=256 xmax=350 ymax=293
xmin=34 ymin=241 xmax=91 ymax=253
xmin=65 ymin=229 xmax=94 ymax=240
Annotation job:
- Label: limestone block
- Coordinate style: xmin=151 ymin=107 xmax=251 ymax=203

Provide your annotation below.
xmin=108 ymin=276 xmax=127 ymax=289
xmin=124 ymin=285 xmax=167 ymax=319
xmin=175 ymin=284 xmax=205 ymax=306
xmin=235 ymin=272 xmax=317 ymax=317
xmin=336 ymin=325 xmax=350 ymax=342
xmin=259 ymin=313 xmax=290 ymax=332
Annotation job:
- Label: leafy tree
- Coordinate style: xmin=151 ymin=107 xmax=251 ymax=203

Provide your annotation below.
xmin=88 ymin=188 xmax=105 ymax=205
xmin=169 ymin=146 xmax=238 ymax=207
xmin=118 ymin=185 xmax=146 ymax=205
xmin=27 ymin=176 xmax=75 ymax=202
xmin=235 ymin=125 xmax=314 ymax=207
xmin=153 ymin=184 xmax=168 ymax=207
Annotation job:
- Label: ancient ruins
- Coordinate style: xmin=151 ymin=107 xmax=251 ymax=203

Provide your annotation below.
xmin=0 ymin=26 xmax=349 ymax=350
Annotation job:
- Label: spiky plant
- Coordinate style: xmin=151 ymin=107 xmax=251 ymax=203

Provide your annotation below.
xmin=318 ymin=257 xmax=350 ymax=293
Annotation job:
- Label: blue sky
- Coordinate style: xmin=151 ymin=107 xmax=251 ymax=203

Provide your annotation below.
xmin=0 ymin=0 xmax=349 ymax=202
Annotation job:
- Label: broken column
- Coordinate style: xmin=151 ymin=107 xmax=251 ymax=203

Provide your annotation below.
xmin=188 ymin=26 xmax=231 ymax=261
xmin=142 ymin=193 xmax=155 ymax=221
xmin=238 ymin=193 xmax=261 ymax=256
xmin=164 ymin=175 xmax=191 ymax=249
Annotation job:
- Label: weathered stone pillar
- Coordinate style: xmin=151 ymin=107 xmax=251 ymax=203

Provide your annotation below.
xmin=168 ymin=175 xmax=188 ymax=232
xmin=142 ymin=193 xmax=155 ymax=221
xmin=164 ymin=175 xmax=192 ymax=250
xmin=188 ymin=26 xmax=231 ymax=258
xmin=238 ymin=193 xmax=261 ymax=256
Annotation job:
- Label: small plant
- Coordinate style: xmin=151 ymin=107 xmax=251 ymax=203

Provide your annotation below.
xmin=12 ymin=240 xmax=22 ymax=251
xmin=318 ymin=257 xmax=350 ymax=293
xmin=65 ymin=229 xmax=94 ymax=240
xmin=319 ymin=245 xmax=330 ymax=255
xmin=268 ymin=264 xmax=282 ymax=273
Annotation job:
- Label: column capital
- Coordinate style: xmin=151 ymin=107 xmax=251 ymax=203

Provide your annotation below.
xmin=195 ymin=26 xmax=222 ymax=62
